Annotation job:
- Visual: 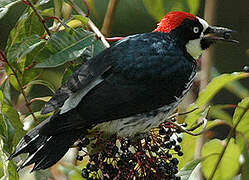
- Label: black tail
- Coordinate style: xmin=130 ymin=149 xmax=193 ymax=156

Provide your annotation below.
xmin=9 ymin=117 xmax=84 ymax=171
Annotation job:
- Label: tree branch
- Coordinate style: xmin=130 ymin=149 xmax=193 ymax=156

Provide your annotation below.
xmin=0 ymin=50 xmax=38 ymax=124
xmin=101 ymin=0 xmax=119 ymax=37
xmin=25 ymin=0 xmax=51 ymax=36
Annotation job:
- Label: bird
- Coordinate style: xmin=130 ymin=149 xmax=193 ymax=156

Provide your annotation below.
xmin=9 ymin=11 xmax=237 ymax=171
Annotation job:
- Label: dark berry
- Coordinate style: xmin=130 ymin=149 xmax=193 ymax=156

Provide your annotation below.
xmin=112 ymin=146 xmax=119 ymax=154
xmin=81 ymin=168 xmax=89 ymax=178
xmin=171 ymin=140 xmax=176 ymax=146
xmin=164 ymin=135 xmax=170 ymax=141
xmin=166 ymin=153 xmax=172 ymax=158
xmin=176 ymin=128 xmax=182 ymax=134
xmin=243 ymin=65 xmax=249 ymax=72
xmin=159 ymin=128 xmax=165 ymax=135
xmin=120 ymin=145 xmax=127 ymax=152
xmin=223 ymin=32 xmax=231 ymax=39
xmin=151 ymin=146 xmax=159 ymax=152
xmin=177 ymin=137 xmax=182 ymax=143
xmin=81 ymin=138 xmax=90 ymax=147
xmin=177 ymin=151 xmax=184 ymax=156
xmin=171 ymin=158 xmax=179 ymax=165
xmin=89 ymin=164 xmax=98 ymax=171
xmin=172 ymin=167 xmax=178 ymax=174
xmin=146 ymin=136 xmax=151 ymax=142
xmin=164 ymin=142 xmax=172 ymax=149
xmin=174 ymin=145 xmax=181 ymax=152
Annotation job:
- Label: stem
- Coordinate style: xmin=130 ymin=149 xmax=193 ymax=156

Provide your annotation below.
xmin=208 ymin=106 xmax=248 ymax=180
xmin=101 ymin=0 xmax=119 ymax=37
xmin=68 ymin=0 xmax=110 ymax=48
xmin=194 ymin=1 xmax=217 ymax=179
xmin=166 ymin=107 xmax=209 ymax=136
xmin=26 ymin=0 xmax=51 ymax=36
xmin=0 ymin=51 xmax=38 ymax=124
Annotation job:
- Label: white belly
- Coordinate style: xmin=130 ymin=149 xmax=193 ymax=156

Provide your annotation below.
xmin=91 ymin=103 xmax=177 ymax=138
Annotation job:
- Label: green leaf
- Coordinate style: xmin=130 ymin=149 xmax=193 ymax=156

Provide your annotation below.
xmin=73 ymin=15 xmax=89 ymax=27
xmin=6 ymin=7 xmax=44 ymax=50
xmin=6 ymin=35 xmax=45 ymax=67
xmin=178 ymin=134 xmax=198 ymax=169
xmin=2 ymin=104 xmax=26 ymax=150
xmin=233 ymin=97 xmax=249 ymax=138
xmin=177 ymin=159 xmax=201 ymax=180
xmin=242 ymin=145 xmax=249 ymax=180
xmin=209 ymin=105 xmax=233 ymax=124
xmin=202 ymin=138 xmax=241 ymax=180
xmin=0 ymin=0 xmax=20 ymax=19
xmin=186 ymin=72 xmax=249 ymax=126
xmin=35 ymin=29 xmax=105 ymax=68
xmin=0 ymin=139 xmax=19 ymax=180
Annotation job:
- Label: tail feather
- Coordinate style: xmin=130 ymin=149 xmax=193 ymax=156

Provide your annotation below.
xmin=9 ymin=125 xmax=84 ymax=171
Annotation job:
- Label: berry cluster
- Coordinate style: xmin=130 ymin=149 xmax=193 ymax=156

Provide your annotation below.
xmin=77 ymin=120 xmax=186 ymax=180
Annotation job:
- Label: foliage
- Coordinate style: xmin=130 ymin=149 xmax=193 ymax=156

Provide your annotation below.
xmin=0 ymin=0 xmax=248 ymax=180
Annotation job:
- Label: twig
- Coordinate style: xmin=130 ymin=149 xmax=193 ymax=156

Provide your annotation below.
xmin=165 ymin=107 xmax=209 ymax=136
xmin=24 ymin=0 xmax=51 ymax=36
xmin=208 ymin=105 xmax=248 ymax=180
xmin=67 ymin=0 xmax=110 ymax=48
xmin=106 ymin=37 xmax=124 ymax=42
xmin=101 ymin=0 xmax=119 ymax=37
xmin=0 ymin=50 xmax=38 ymax=124
xmin=82 ymin=0 xmax=90 ymax=17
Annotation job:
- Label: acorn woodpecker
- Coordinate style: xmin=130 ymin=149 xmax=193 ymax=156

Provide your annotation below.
xmin=9 ymin=11 xmax=237 ymax=171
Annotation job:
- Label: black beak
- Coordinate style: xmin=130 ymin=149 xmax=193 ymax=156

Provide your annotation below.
xmin=203 ymin=26 xmax=239 ymax=43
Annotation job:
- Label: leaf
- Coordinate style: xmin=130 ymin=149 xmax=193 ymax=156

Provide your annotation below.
xmin=27 ymin=79 xmax=57 ymax=93
xmin=242 ymin=146 xmax=249 ymax=180
xmin=2 ymin=104 xmax=26 ymax=150
xmin=209 ymin=105 xmax=233 ymax=124
xmin=0 ymin=139 xmax=18 ymax=180
xmin=6 ymin=35 xmax=45 ymax=66
xmin=35 ymin=29 xmax=106 ymax=68
xmin=201 ymin=138 xmax=241 ymax=180
xmin=177 ymin=159 xmax=201 ymax=180
xmin=186 ymin=72 xmax=249 ymax=126
xmin=178 ymin=134 xmax=198 ymax=169
xmin=0 ymin=0 xmax=20 ymax=19
xmin=233 ymin=97 xmax=249 ymax=138
xmin=6 ymin=7 xmax=44 ymax=50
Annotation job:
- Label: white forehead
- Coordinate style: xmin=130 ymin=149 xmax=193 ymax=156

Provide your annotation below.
xmin=197 ymin=17 xmax=209 ymax=31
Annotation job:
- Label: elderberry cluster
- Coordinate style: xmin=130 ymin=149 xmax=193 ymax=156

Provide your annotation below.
xmin=77 ymin=121 xmax=187 ymax=180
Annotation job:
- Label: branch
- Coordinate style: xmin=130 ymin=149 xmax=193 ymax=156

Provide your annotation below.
xmin=101 ymin=0 xmax=119 ymax=37
xmin=0 ymin=50 xmax=38 ymax=124
xmin=24 ymin=0 xmax=51 ymax=36
xmin=68 ymin=0 xmax=110 ymax=48
xmin=165 ymin=107 xmax=209 ymax=136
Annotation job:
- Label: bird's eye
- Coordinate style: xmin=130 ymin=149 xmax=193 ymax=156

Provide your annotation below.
xmin=193 ymin=27 xmax=199 ymax=33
